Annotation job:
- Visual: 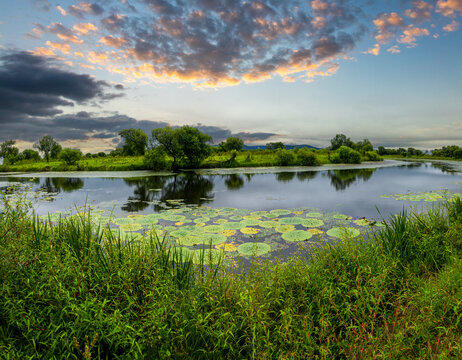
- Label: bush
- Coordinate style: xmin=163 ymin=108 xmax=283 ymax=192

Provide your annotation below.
xmin=365 ymin=151 xmax=382 ymax=162
xmin=276 ymin=149 xmax=295 ymax=166
xmin=331 ymin=146 xmax=361 ymax=164
xmin=297 ymin=148 xmax=319 ymax=166
xmin=144 ymin=147 xmax=172 ymax=170
xmin=59 ymin=149 xmax=82 ymax=165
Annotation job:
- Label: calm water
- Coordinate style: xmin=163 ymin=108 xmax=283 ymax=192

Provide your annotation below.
xmin=1 ymin=160 xmax=461 ymax=219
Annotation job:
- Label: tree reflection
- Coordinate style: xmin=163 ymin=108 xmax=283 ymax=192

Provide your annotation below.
xmin=327 ymin=169 xmax=376 ymax=191
xmin=40 ymin=177 xmax=84 ymax=193
xmin=225 ymin=174 xmax=244 ymax=191
xmin=276 ymin=172 xmax=296 ymax=182
xmin=122 ymin=174 xmax=215 ymax=212
xmin=296 ymin=171 xmax=318 ymax=181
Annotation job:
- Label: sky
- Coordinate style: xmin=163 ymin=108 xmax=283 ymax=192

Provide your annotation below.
xmin=0 ymin=0 xmax=461 ymax=152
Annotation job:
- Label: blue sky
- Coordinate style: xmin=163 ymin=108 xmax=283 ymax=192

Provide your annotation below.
xmin=0 ymin=0 xmax=461 ymax=152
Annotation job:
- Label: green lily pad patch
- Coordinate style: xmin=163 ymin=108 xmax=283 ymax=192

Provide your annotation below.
xmin=326 ymin=227 xmax=360 ymax=239
xmin=237 ymin=242 xmax=271 ymax=256
xmin=282 ymin=230 xmax=313 ymax=242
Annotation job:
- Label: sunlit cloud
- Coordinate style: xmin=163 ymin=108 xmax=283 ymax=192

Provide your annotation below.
xmin=398 ymin=25 xmax=430 ymax=47
xmin=443 ymin=20 xmax=460 ymax=31
xmin=364 ymin=43 xmax=380 ymax=56
xmin=73 ymin=23 xmax=98 ymax=35
xmin=404 ymin=1 xmax=433 ymax=22
xmin=437 ymin=0 xmax=462 ymax=17
xmin=56 ymin=5 xmax=67 ymax=16
xmin=387 ymin=45 xmax=401 ymax=54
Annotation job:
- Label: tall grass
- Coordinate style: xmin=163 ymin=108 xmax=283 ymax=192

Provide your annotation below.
xmin=1 ymin=197 xmax=461 ymax=358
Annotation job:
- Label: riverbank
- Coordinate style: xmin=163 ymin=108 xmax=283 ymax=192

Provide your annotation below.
xmin=1 ymin=196 xmax=461 ymax=358
xmin=0 ymin=149 xmax=381 ymax=173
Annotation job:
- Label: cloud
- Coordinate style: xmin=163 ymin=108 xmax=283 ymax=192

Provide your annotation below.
xmin=387 ymin=45 xmax=401 ymax=53
xmin=437 ymin=0 xmax=462 ymax=17
xmin=73 ymin=23 xmax=98 ymax=35
xmin=68 ymin=2 xmax=104 ymax=19
xmin=443 ymin=19 xmax=460 ymax=31
xmin=404 ymin=1 xmax=433 ymax=22
xmin=364 ymin=43 xmax=380 ymax=55
xmin=398 ymin=25 xmax=430 ymax=46
xmin=29 ymin=0 xmax=373 ymax=87
xmin=0 ymin=51 xmax=123 ymax=121
xmin=373 ymin=12 xmax=405 ymax=44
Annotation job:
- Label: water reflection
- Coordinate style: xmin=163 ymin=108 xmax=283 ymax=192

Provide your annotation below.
xmin=41 ymin=177 xmax=84 ymax=194
xmin=276 ymin=172 xmax=296 ymax=183
xmin=296 ymin=171 xmax=318 ymax=182
xmin=225 ymin=174 xmax=244 ymax=191
xmin=326 ymin=168 xmax=376 ymax=191
xmin=123 ymin=174 xmax=215 ymax=211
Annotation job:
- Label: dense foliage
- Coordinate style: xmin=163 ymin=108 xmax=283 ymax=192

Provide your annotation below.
xmin=0 ymin=195 xmax=461 ymax=358
xmin=59 ymin=148 xmax=83 ymax=165
xmin=34 ymin=135 xmax=61 ymax=163
xmin=331 ymin=146 xmax=362 ymax=164
xmin=219 ymin=137 xmax=243 ymax=152
xmin=118 ymin=129 xmax=148 ymax=156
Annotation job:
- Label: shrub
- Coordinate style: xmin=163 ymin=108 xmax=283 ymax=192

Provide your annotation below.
xmin=297 ymin=148 xmax=319 ymax=166
xmin=144 ymin=147 xmax=172 ymax=170
xmin=365 ymin=151 xmax=382 ymax=162
xmin=59 ymin=149 xmax=82 ymax=165
xmin=277 ymin=149 xmax=295 ymax=166
xmin=331 ymin=146 xmax=361 ymax=164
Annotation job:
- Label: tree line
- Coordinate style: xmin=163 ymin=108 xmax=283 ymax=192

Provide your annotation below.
xmin=3 ymin=128 xmax=457 ymax=169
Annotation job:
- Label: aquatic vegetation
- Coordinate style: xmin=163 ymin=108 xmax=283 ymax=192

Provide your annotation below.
xmin=240 ymin=227 xmax=260 ymax=235
xmin=237 ymin=242 xmax=271 ymax=256
xmin=202 ymin=225 xmax=224 ymax=233
xmin=113 ymin=217 xmax=134 ymax=225
xmin=332 ymin=214 xmax=352 ymax=220
xmin=381 ymin=190 xmax=462 ymax=202
xmin=191 ymin=248 xmax=222 ymax=265
xmin=259 ymin=220 xmax=280 ymax=228
xmin=279 ymin=217 xmax=304 ymax=225
xmin=214 ymin=218 xmax=228 ymax=224
xmin=301 ymin=219 xmax=324 ymax=228
xmin=308 ymin=228 xmax=324 ymax=235
xmin=194 ymin=233 xmax=227 ymax=245
xmin=270 ymin=209 xmax=292 ymax=216
xmin=282 ymin=230 xmax=313 ymax=242
xmin=215 ymin=241 xmax=238 ymax=252
xmin=221 ymin=222 xmax=243 ymax=230
xmin=194 ymin=217 xmax=210 ymax=223
xmin=275 ymin=224 xmax=296 ymax=233
xmin=326 ymin=227 xmax=360 ymax=239
xmin=118 ymin=223 xmax=143 ymax=232
xmin=230 ymin=215 xmax=243 ymax=221
xmin=306 ymin=211 xmax=323 ymax=218
xmin=220 ymin=229 xmax=237 ymax=237
xmin=353 ymin=219 xmax=371 ymax=226
xmin=169 ymin=229 xmax=192 ymax=238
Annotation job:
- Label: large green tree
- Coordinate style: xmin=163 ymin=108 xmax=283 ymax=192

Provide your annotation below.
xmin=330 ymin=134 xmax=354 ymax=150
xmin=119 ymin=129 xmax=148 ymax=156
xmin=151 ymin=126 xmax=212 ymax=168
xmin=220 ymin=137 xmax=243 ymax=152
xmin=35 ymin=136 xmax=60 ymax=162
xmin=0 ymin=140 xmax=19 ymax=164
xmin=266 ymin=142 xmax=285 ymax=150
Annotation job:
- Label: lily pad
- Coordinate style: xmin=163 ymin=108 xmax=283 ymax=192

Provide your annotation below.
xmin=275 ymin=225 xmax=296 ymax=233
xmin=202 ymin=225 xmax=224 ymax=233
xmin=240 ymin=227 xmax=260 ymax=235
xmin=239 ymin=219 xmax=261 ymax=227
xmin=220 ymin=229 xmax=237 ymax=237
xmin=230 ymin=215 xmax=243 ymax=221
xmin=270 ymin=209 xmax=292 ymax=216
xmin=282 ymin=230 xmax=313 ymax=242
xmin=195 ymin=233 xmax=227 ymax=245
xmin=222 ymin=222 xmax=244 ymax=230
xmin=279 ymin=217 xmax=304 ymax=225
xmin=259 ymin=220 xmax=280 ymax=229
xmin=169 ymin=229 xmax=192 ymax=238
xmin=251 ymin=211 xmax=268 ymax=216
xmin=214 ymin=218 xmax=228 ymax=224
xmin=237 ymin=242 xmax=271 ymax=256
xmin=332 ymin=214 xmax=352 ymax=220
xmin=162 ymin=214 xmax=186 ymax=222
xmin=194 ymin=217 xmax=210 ymax=223
xmin=216 ymin=242 xmax=239 ymax=252
xmin=326 ymin=227 xmax=360 ymax=239
xmin=119 ymin=223 xmax=143 ymax=232
xmin=301 ymin=219 xmax=324 ymax=228
xmin=113 ymin=218 xmax=134 ymax=225
xmin=353 ymin=219 xmax=370 ymax=226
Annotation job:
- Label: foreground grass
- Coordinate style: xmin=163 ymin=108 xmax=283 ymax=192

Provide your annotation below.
xmin=1 ymin=199 xmax=461 ymax=359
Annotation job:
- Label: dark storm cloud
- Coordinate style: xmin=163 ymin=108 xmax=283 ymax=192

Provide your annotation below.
xmin=0 ymin=51 xmax=123 ymax=120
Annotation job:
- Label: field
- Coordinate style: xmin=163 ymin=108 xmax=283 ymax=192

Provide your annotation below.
xmin=0 ymin=148 xmax=368 ymax=173
xmin=1 ymin=193 xmax=461 ymax=358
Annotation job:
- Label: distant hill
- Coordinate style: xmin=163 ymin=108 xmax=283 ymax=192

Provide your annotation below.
xmin=242 ymin=144 xmax=320 ymax=150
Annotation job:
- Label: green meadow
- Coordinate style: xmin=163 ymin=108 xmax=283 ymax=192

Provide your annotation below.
xmin=1 ymin=191 xmax=461 ymax=358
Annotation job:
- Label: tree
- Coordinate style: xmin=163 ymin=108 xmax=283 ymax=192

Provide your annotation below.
xmin=276 ymin=149 xmax=294 ymax=166
xmin=176 ymin=126 xmax=212 ymax=167
xmin=35 ymin=135 xmax=60 ymax=162
xmin=21 ymin=149 xmax=41 ymax=161
xmin=331 ymin=146 xmax=361 ymax=164
xmin=119 ymin=129 xmax=148 ymax=156
xmin=266 ymin=142 xmax=285 ymax=150
xmin=59 ymin=148 xmax=82 ymax=165
xmin=354 ymin=139 xmax=373 ymax=154
xmin=0 ymin=140 xmax=19 ymax=164
xmin=151 ymin=126 xmax=212 ymax=169
xmin=297 ymin=148 xmax=319 ymax=166
xmin=220 ymin=137 xmax=243 ymax=151
xmin=330 ymin=134 xmax=353 ymax=150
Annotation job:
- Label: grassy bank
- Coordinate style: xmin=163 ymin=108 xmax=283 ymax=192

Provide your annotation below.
xmin=0 ymin=148 xmax=380 ymax=173
xmin=1 ymin=198 xmax=461 ymax=358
